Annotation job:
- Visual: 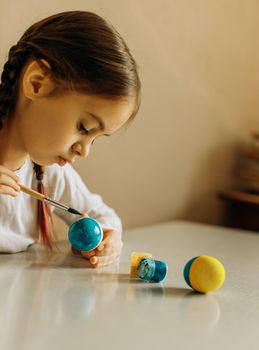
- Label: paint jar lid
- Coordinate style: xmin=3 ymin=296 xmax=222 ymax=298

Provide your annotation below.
xmin=137 ymin=258 xmax=168 ymax=283
xmin=68 ymin=217 xmax=103 ymax=251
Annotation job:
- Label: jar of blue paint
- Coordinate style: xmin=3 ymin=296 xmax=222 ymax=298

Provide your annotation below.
xmin=68 ymin=217 xmax=103 ymax=251
xmin=137 ymin=258 xmax=168 ymax=283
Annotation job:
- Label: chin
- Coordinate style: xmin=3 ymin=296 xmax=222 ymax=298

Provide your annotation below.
xmin=30 ymin=157 xmax=55 ymax=166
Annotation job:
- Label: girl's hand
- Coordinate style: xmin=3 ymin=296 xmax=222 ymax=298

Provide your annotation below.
xmin=0 ymin=165 xmax=20 ymax=197
xmin=72 ymin=228 xmax=123 ymax=268
xmin=82 ymin=229 xmax=123 ymax=268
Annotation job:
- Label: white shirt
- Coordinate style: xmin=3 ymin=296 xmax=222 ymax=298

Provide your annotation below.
xmin=0 ymin=157 xmax=122 ymax=253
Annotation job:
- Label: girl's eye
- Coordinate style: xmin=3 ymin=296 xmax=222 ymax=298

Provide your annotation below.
xmin=78 ymin=123 xmax=90 ymax=135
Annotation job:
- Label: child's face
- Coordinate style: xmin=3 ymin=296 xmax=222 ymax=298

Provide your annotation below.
xmin=19 ymin=91 xmax=134 ymax=167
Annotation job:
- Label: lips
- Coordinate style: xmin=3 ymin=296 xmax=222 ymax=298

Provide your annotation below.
xmin=59 ymin=156 xmax=73 ymax=165
xmin=58 ymin=157 xmax=67 ymax=166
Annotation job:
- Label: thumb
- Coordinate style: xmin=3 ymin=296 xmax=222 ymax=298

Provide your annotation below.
xmin=79 ymin=212 xmax=89 ymax=218
xmin=97 ymin=242 xmax=105 ymax=251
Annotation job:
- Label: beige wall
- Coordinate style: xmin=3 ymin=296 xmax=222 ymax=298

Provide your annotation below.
xmin=1 ymin=0 xmax=259 ymax=236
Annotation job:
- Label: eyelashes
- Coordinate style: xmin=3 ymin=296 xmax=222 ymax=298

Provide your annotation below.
xmin=78 ymin=123 xmax=90 ymax=135
xmin=78 ymin=122 xmax=94 ymax=144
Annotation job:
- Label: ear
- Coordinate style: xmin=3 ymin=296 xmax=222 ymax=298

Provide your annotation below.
xmin=22 ymin=59 xmax=56 ymax=100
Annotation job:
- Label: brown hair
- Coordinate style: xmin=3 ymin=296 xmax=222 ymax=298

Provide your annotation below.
xmin=0 ymin=11 xmax=141 ymax=248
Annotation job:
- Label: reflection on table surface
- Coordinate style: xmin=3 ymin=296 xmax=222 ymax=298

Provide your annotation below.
xmin=0 ymin=221 xmax=259 ymax=350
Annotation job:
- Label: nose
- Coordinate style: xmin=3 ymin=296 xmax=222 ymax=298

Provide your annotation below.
xmin=72 ymin=141 xmax=91 ymax=158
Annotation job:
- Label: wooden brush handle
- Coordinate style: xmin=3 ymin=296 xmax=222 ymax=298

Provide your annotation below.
xmin=19 ymin=184 xmax=45 ymax=201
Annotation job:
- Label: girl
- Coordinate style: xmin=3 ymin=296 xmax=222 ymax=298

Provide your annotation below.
xmin=0 ymin=11 xmax=141 ymax=267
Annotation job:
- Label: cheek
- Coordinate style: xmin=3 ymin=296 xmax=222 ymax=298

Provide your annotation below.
xmin=21 ymin=103 xmax=77 ymax=153
xmin=24 ymin=123 xmax=73 ymax=157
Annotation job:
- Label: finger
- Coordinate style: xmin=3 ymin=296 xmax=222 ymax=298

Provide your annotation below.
xmin=90 ymin=256 xmax=98 ymax=265
xmin=100 ymin=240 xmax=123 ymax=252
xmin=0 ymin=184 xmax=20 ymax=197
xmin=90 ymin=253 xmax=118 ymax=268
xmin=0 ymin=174 xmax=21 ymax=192
xmin=95 ymin=243 xmax=122 ymax=256
xmin=81 ymin=250 xmax=96 ymax=259
xmin=0 ymin=166 xmax=20 ymax=182
xmin=97 ymin=243 xmax=105 ymax=251
xmin=100 ymin=232 xmax=123 ymax=246
xmin=79 ymin=212 xmax=89 ymax=218
xmin=96 ymin=254 xmax=118 ymax=268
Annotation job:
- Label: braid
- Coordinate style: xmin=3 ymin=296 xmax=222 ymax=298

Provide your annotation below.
xmin=33 ymin=162 xmax=56 ymax=249
xmin=0 ymin=44 xmax=30 ymax=128
xmin=0 ymin=46 xmax=56 ymax=249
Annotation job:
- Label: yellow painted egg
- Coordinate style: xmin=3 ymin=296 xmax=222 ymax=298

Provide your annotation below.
xmin=184 ymin=256 xmax=226 ymax=293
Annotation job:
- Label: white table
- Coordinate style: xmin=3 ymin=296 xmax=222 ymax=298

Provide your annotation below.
xmin=1 ymin=221 xmax=259 ymax=350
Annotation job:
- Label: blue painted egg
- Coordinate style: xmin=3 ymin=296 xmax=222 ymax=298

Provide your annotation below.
xmin=68 ymin=217 xmax=103 ymax=251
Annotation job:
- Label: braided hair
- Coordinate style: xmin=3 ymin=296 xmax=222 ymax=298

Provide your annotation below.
xmin=0 ymin=44 xmax=56 ymax=248
xmin=0 ymin=44 xmax=29 ymax=127
xmin=0 ymin=11 xmax=141 ymax=249
xmin=33 ymin=163 xmax=56 ymax=248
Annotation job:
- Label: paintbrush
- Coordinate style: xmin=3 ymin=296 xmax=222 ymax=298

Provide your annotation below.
xmin=19 ymin=183 xmax=83 ymax=215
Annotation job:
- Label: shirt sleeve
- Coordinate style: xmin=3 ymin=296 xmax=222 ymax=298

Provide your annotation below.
xmin=45 ymin=164 xmax=122 ymax=233
xmin=0 ymin=230 xmax=34 ymax=253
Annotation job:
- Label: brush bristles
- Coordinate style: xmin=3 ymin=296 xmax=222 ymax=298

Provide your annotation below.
xmin=68 ymin=208 xmax=82 ymax=215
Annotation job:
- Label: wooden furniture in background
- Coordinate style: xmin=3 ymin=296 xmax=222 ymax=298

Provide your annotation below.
xmin=219 ymin=133 xmax=259 ymax=232
xmin=219 ymin=189 xmax=259 ymax=231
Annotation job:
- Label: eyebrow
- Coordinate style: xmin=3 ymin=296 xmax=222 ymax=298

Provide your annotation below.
xmin=87 ymin=112 xmax=111 ymax=136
